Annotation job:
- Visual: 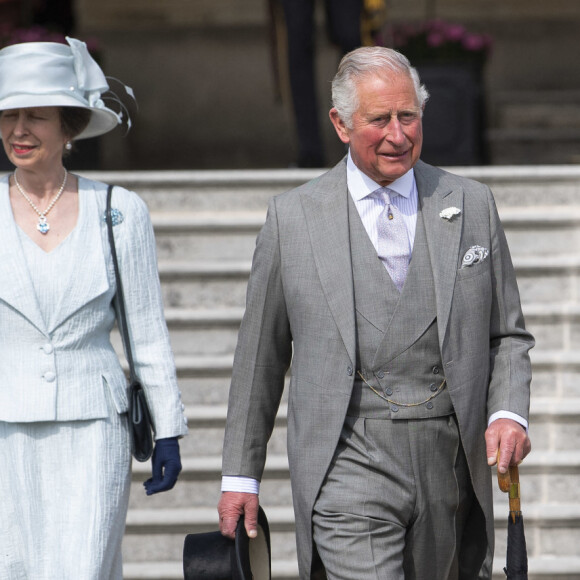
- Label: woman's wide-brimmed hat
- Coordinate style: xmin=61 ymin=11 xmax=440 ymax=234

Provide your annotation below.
xmin=0 ymin=37 xmax=129 ymax=140
xmin=183 ymin=506 xmax=271 ymax=580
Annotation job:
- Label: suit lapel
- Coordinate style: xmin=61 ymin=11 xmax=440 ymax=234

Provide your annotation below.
xmin=348 ymin=192 xmax=394 ymax=333
xmin=0 ymin=177 xmax=111 ymax=335
xmin=46 ymin=179 xmax=110 ymax=333
xmin=299 ymin=159 xmax=357 ymax=365
xmin=297 ymin=158 xmax=464 ymax=364
xmin=0 ymin=178 xmax=48 ymax=334
xmin=414 ymin=160 xmax=464 ymax=347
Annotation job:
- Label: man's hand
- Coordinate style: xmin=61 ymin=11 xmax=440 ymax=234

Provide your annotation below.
xmin=485 ymin=418 xmax=531 ymax=474
xmin=218 ymin=491 xmax=259 ymax=540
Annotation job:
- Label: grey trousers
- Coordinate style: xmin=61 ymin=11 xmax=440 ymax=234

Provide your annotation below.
xmin=312 ymin=415 xmax=478 ymax=580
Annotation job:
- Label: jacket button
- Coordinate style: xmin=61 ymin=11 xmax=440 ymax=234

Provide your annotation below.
xmin=44 ymin=372 xmax=56 ymax=382
xmin=347 ymin=366 xmax=353 ymax=376
xmin=385 ymin=387 xmax=393 ymax=396
xmin=42 ymin=344 xmax=54 ymax=354
xmin=426 ymin=402 xmax=434 ymax=410
xmin=432 ymin=366 xmax=440 ymax=374
xmin=390 ymin=405 xmax=399 ymax=413
xmin=377 ymin=371 xmax=384 ymax=379
xmin=429 ymin=383 xmax=438 ymax=392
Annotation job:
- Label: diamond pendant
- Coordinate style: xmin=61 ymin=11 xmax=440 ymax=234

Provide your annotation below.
xmin=37 ymin=216 xmax=50 ymax=235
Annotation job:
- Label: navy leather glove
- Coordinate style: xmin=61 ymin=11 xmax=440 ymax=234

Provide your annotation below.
xmin=144 ymin=437 xmax=182 ymax=495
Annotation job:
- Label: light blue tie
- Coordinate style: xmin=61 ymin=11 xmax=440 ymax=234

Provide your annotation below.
xmin=376 ymin=187 xmax=410 ymax=292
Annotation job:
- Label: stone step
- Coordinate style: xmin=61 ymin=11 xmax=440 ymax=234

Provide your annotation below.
xmin=113 ymin=299 xmax=580 ymax=358
xmin=150 ymin=207 xmax=580 ymax=260
xmin=494 ymin=98 xmax=580 ymax=130
xmin=170 ymin=349 xmax=580 ymax=405
xmin=489 ymin=91 xmax=580 ymax=165
xmin=130 ymin=449 xmax=580 ymax=506
xmin=488 ymin=130 xmax=580 ymax=165
xmin=531 ymin=351 xmax=580 ymax=398
xmin=118 ymin=300 xmax=580 ymax=358
xmin=174 ymin=398 xmax=580 ymax=455
xmin=121 ymin=504 xmax=580 ymax=577
xmin=164 ymin=307 xmax=244 ymax=357
xmin=498 ymin=253 xmax=580 ymax=303
xmin=152 ymin=211 xmax=265 ymax=262
xmin=129 ymin=466 xmax=580 ymax=512
xmin=128 ymin=477 xmax=294 ymax=510
xmin=159 ymin=260 xmax=251 ymax=309
xmin=165 ymin=341 xmax=580 ymax=408
xmin=82 ymin=169 xmax=320 ymax=213
xmin=176 ymin=396 xmax=580 ymax=430
xmin=153 ymin=255 xmax=580 ymax=309
xmin=123 ymin=557 xmax=580 ymax=580
xmin=123 ymin=560 xmax=301 ymax=580
xmin=123 ymin=502 xmax=580 ymax=542
xmin=147 ymin=206 xmax=580 ymax=262
xmin=524 ymin=303 xmax=580 ymax=352
xmin=501 ymin=207 xmax=580 ymax=258
xmin=80 ymin=167 xmax=580 ymax=211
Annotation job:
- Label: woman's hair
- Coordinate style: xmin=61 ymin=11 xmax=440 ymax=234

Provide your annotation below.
xmin=331 ymin=47 xmax=430 ymax=129
xmin=60 ymin=107 xmax=92 ymax=140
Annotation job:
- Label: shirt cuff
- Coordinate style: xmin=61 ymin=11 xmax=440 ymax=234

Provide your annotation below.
xmin=221 ymin=476 xmax=260 ymax=494
xmin=488 ymin=411 xmax=528 ymax=432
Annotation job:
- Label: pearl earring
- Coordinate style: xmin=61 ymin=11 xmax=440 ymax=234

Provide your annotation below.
xmin=65 ymin=141 xmax=72 ymax=151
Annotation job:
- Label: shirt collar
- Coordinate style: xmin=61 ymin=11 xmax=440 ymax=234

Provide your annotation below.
xmin=346 ymin=150 xmax=416 ymax=201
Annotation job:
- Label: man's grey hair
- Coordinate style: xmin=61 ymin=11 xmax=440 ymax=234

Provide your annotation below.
xmin=331 ymin=46 xmax=430 ymax=129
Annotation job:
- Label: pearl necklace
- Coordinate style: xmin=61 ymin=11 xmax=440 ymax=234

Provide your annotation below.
xmin=14 ymin=169 xmax=68 ymax=235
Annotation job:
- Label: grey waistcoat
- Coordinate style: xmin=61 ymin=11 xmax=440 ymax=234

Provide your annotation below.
xmin=346 ymin=192 xmax=454 ymax=420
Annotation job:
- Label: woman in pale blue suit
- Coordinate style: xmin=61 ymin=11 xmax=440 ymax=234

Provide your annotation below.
xmin=0 ymin=38 xmax=188 ymax=579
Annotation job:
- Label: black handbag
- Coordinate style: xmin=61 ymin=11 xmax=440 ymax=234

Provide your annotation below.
xmin=106 ymin=184 xmax=155 ymax=462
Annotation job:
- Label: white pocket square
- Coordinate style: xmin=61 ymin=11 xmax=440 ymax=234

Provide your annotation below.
xmin=461 ymin=245 xmax=489 ymax=268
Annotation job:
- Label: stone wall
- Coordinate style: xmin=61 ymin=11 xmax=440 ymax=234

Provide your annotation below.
xmin=73 ymin=0 xmax=580 ymax=170
xmin=77 ymin=0 xmax=580 ymax=28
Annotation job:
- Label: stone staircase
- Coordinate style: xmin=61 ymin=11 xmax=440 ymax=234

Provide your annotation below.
xmin=78 ymin=166 xmax=580 ymax=580
xmin=487 ymin=90 xmax=580 ymax=166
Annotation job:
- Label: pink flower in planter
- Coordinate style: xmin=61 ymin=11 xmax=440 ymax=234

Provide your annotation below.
xmin=388 ymin=18 xmax=493 ymax=63
xmin=444 ymin=24 xmax=466 ymax=42
xmin=462 ymin=34 xmax=487 ymax=52
xmin=427 ymin=31 xmax=445 ymax=47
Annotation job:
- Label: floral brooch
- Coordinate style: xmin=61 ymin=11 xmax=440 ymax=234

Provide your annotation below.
xmin=102 ymin=208 xmax=124 ymax=226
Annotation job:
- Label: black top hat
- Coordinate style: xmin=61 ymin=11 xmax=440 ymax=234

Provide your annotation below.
xmin=183 ymin=505 xmax=271 ymax=580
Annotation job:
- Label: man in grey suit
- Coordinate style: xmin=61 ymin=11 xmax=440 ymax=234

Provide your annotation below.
xmin=218 ymin=47 xmax=533 ymax=579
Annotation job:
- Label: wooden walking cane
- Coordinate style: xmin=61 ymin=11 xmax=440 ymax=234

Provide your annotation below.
xmin=497 ymin=452 xmax=522 ymax=523
xmin=497 ymin=452 xmax=529 ymax=579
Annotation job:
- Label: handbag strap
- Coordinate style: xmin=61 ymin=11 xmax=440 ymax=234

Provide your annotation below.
xmin=106 ymin=184 xmax=137 ymax=383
